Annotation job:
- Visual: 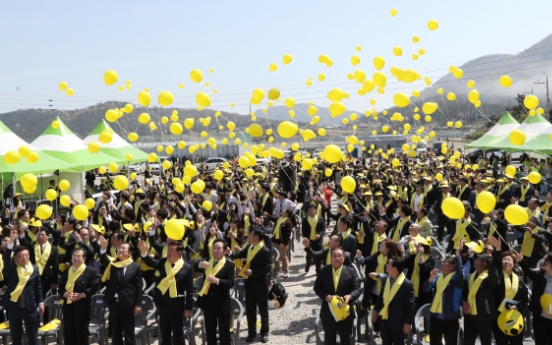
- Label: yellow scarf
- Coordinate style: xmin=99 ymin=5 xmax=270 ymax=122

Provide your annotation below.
xmin=332 ymin=265 xmax=343 ymax=291
xmin=261 ymin=193 xmax=269 ymax=208
xmin=65 ymin=264 xmax=86 ymax=304
xmin=521 ymin=227 xmax=539 ymax=257
xmin=411 ymin=193 xmax=424 ymax=211
xmin=423 ymin=184 xmax=432 ymax=197
xmin=317 ymin=203 xmax=323 ymax=217
xmin=238 ymin=241 xmax=265 ymax=279
xmin=101 ymin=257 xmax=133 ymax=282
xmin=393 ymin=218 xmax=409 ymax=243
xmin=207 ymin=237 xmax=216 ymax=258
xmin=541 ymin=202 xmax=552 ymax=214
xmin=453 ymin=218 xmax=471 ymax=249
xmin=496 ymin=185 xmax=508 ymax=202
xmin=416 ymin=216 xmax=429 ymax=228
xmin=0 ymin=255 xmax=4 ymax=281
xmin=527 ymin=207 xmax=541 ymax=219
xmin=326 ymin=250 xmax=332 ymax=265
xmin=467 ymin=270 xmax=489 ymax=315
xmin=162 ymin=245 xmax=168 ymax=258
xmin=11 ymin=263 xmax=34 ymax=302
xmin=244 ymin=215 xmax=251 ymax=236
xmin=199 ymin=256 xmax=226 ymax=296
xmin=229 ymin=228 xmax=239 ymax=251
xmin=498 ymin=271 xmax=519 ymax=312
xmin=357 ymin=222 xmax=365 ymax=244
xmin=372 ymin=233 xmax=386 ymax=255
xmin=273 ymin=217 xmax=288 ymax=240
xmin=458 ymin=185 xmax=469 ymax=199
xmin=373 ymin=254 xmax=387 ymax=294
xmin=381 ymin=272 xmax=406 ymax=319
xmin=411 ymin=253 xmax=429 ymax=297
xmin=340 ymin=228 xmax=352 ymax=239
xmin=134 ymin=200 xmax=144 ymax=219
xmin=366 ymin=200 xmax=374 ymax=210
xmin=109 ymin=246 xmax=117 ymax=259
xmin=157 ymin=258 xmax=185 ymax=298
xmin=34 ymin=242 xmax=52 ymax=275
xmin=520 ymin=184 xmax=530 ymax=202
xmin=308 ymin=216 xmax=319 ymax=240
xmin=488 ymin=221 xmax=498 ymax=238
xmin=398 ymin=186 xmax=408 ymax=200
xmin=430 ymin=272 xmax=455 ymax=314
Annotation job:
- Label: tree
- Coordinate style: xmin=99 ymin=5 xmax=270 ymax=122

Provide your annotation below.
xmin=505 ymin=94 xmax=529 ymax=122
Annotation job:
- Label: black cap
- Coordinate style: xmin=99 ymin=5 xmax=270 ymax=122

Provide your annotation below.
xmin=277 ymin=190 xmax=287 ymax=197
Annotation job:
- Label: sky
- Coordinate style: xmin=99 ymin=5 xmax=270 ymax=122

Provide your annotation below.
xmin=2 ymin=0 xmax=552 ymax=116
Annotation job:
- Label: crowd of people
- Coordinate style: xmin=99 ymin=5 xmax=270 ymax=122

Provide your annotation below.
xmin=1 ymin=149 xmax=552 ymax=345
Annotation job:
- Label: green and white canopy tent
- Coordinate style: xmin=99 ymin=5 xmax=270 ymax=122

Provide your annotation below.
xmin=464 ymin=112 xmax=520 ymax=150
xmin=82 ymin=120 xmax=149 ymax=164
xmin=30 ymin=117 xmax=119 ymax=172
xmin=480 ymin=113 xmax=552 ymax=153
xmin=0 ymin=120 xmax=73 ymax=181
xmin=520 ymin=121 xmax=552 ymax=154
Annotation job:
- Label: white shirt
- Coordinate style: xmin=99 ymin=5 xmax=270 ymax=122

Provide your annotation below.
xmin=413 ymin=193 xmax=422 ymax=212
xmin=273 ymin=198 xmax=296 ymax=217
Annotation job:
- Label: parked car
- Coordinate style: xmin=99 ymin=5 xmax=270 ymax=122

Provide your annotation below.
xmin=194 ymin=157 xmax=229 ymax=171
xmin=128 ymin=162 xmax=146 ymax=174
xmin=148 ymin=156 xmax=169 ymax=175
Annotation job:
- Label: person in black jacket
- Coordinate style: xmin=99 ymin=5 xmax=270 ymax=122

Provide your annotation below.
xmin=138 ymin=240 xmax=193 ymax=345
xmin=488 ymin=237 xmax=528 ymax=345
xmin=372 ymin=256 xmax=415 ymax=345
xmin=99 ymin=236 xmax=143 ymax=345
xmin=461 ymin=252 xmax=498 ymax=345
xmin=331 ymin=216 xmax=357 ymax=264
xmin=229 ymin=227 xmax=272 ymax=343
xmin=195 ymin=238 xmax=235 ymax=345
xmin=302 ymin=235 xmax=353 ymax=267
xmin=3 ymin=230 xmax=44 ymax=345
xmin=21 ymin=227 xmax=59 ymax=297
xmin=314 ymin=247 xmax=361 ymax=345
xmin=58 ymin=247 xmax=99 ymax=345
xmin=302 ymin=204 xmax=326 ymax=273
xmin=487 ymin=209 xmax=508 ymax=250
xmin=517 ymin=250 xmax=552 ymax=344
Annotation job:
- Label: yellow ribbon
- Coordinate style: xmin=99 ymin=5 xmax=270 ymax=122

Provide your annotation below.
xmin=65 ymin=264 xmax=86 ymax=304
xmin=156 ymin=258 xmax=185 ymax=298
xmin=498 ymin=271 xmax=519 ymax=312
xmin=238 ymin=241 xmax=265 ymax=279
xmin=101 ymin=257 xmax=133 ymax=282
xmin=430 ymin=272 xmax=455 ymax=314
xmin=381 ymin=272 xmax=406 ymax=319
xmin=11 ymin=263 xmax=34 ymax=302
xmin=34 ymin=242 xmax=52 ymax=275
xmin=467 ymin=270 xmax=489 ymax=315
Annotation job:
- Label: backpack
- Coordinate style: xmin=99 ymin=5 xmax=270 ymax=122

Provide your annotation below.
xmin=268 ymin=280 xmax=288 ymax=308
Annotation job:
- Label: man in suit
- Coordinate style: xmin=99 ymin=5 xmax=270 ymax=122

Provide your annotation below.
xmin=314 ymin=247 xmax=361 ymax=345
xmin=302 ymin=203 xmax=326 ymax=273
xmin=372 ymin=256 xmax=415 ymax=345
xmin=446 ymin=201 xmax=482 ymax=254
xmin=58 ymin=247 xmax=99 ymax=345
xmin=138 ymin=240 xmax=193 ymax=345
xmin=99 ymin=236 xmax=143 ymax=345
xmin=302 ymin=235 xmax=353 ymax=267
xmin=21 ymin=227 xmax=59 ymax=297
xmin=3 ymin=229 xmax=44 ymax=345
xmin=512 ymin=176 xmax=537 ymax=207
xmin=259 ymin=184 xmax=274 ymax=215
xmin=331 ymin=216 xmax=357 ymax=264
xmin=456 ymin=177 xmax=472 ymax=201
xmin=229 ymin=227 xmax=272 ymax=343
xmin=387 ymin=205 xmax=413 ymax=243
xmin=196 ymin=238 xmax=236 ymax=345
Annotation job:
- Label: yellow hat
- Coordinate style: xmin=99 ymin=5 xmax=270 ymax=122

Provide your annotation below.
xmin=123 ymin=223 xmax=139 ymax=232
xmin=420 ymin=237 xmax=432 ymax=247
xmin=340 ymin=203 xmax=350 ymax=212
xmin=28 ymin=218 xmax=42 ymax=227
xmin=142 ymin=221 xmax=152 ymax=232
xmin=497 ymin=310 xmax=524 ymax=336
xmin=90 ymin=224 xmax=106 ymax=235
xmin=465 ymin=240 xmax=485 ymax=254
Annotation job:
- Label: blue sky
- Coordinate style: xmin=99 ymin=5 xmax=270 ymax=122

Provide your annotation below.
xmin=2 ymin=0 xmax=552 ymax=115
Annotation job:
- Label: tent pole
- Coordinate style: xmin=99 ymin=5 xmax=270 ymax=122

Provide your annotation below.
xmin=12 ymin=172 xmax=16 ymax=197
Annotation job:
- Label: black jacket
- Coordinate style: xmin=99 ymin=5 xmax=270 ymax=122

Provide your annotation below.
xmin=314 ymin=264 xmax=361 ymax=322
xmin=21 ymin=238 xmax=59 ymax=286
xmin=492 ymin=249 xmax=528 ymax=313
xmin=231 ymin=243 xmax=272 ymax=289
xmin=141 ymin=255 xmax=194 ymax=310
xmin=374 ymin=275 xmax=416 ymax=329
xmin=99 ymin=253 xmax=143 ymax=308
xmin=2 ymin=247 xmax=43 ymax=312
xmin=519 ymin=258 xmax=550 ymax=316
xmin=58 ymin=265 xmax=99 ymax=306
xmin=194 ymin=258 xmax=235 ymax=313
xmin=301 ymin=216 xmax=325 ymax=247
xmin=305 ymin=247 xmax=352 ymax=267
xmin=461 ymin=260 xmax=499 ymax=321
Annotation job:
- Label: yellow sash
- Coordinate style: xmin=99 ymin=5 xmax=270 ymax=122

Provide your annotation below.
xmin=423 ymin=184 xmax=432 ymax=197
xmin=101 ymin=257 xmax=133 ymax=282
xmin=520 ymin=184 xmax=530 ymax=202
xmin=527 ymin=207 xmax=541 ymax=219
xmin=0 ymin=254 xmax=4 ymax=281
xmin=308 ymin=216 xmax=319 ymax=240
xmin=273 ymin=217 xmax=288 ymax=240
xmin=332 ymin=265 xmax=342 ymax=291
xmin=366 ymin=200 xmax=374 ymax=210
xmin=373 ymin=254 xmax=387 ymax=294
xmin=157 ymin=258 xmax=184 ymax=298
xmin=238 ymin=241 xmax=265 ymax=279
xmin=416 ymin=216 xmax=429 ymax=228
xmin=453 ymin=218 xmax=471 ymax=249
xmin=488 ymin=221 xmax=498 ymax=238
xmin=467 ymin=270 xmax=489 ymax=315
xmin=541 ymin=202 xmax=552 ymax=214
xmin=411 ymin=194 xmax=424 ymax=211
xmin=498 ymin=272 xmax=519 ymax=312
xmin=340 ymin=228 xmax=352 ymax=239
xmin=261 ymin=194 xmax=269 ymax=208
xmin=458 ymin=185 xmax=468 ymax=199
xmin=65 ymin=264 xmax=86 ymax=304
xmin=207 ymin=237 xmax=216 ymax=258
xmin=371 ymin=233 xmax=386 ymax=255
xmin=381 ymin=272 xmax=406 ymax=319
xmin=11 ymin=263 xmax=34 ymax=302
xmin=317 ymin=203 xmax=323 ymax=217
xmin=393 ymin=218 xmax=409 ymax=243
xmin=326 ymin=250 xmax=332 ymax=265
xmin=496 ymin=186 xmax=508 ymax=202
xmin=411 ymin=253 xmax=429 ymax=297
xmin=430 ymin=272 xmax=455 ymax=314
xmin=34 ymin=242 xmax=52 ymax=275
xmin=357 ymin=223 xmax=365 ymax=244
xmin=521 ymin=227 xmax=539 ymax=257
xmin=244 ymin=215 xmax=251 ymax=236
xmin=109 ymin=246 xmax=117 ymax=259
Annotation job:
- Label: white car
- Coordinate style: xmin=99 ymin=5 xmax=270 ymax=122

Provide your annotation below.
xmin=195 ymin=157 xmax=229 ymax=171
xmin=148 ymin=156 xmax=170 ymax=175
xmin=128 ymin=162 xmax=146 ymax=174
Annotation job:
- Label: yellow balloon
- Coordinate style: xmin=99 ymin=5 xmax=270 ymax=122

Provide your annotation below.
xmin=476 ymin=191 xmax=496 ymax=214
xmin=447 ymin=92 xmax=456 ymax=101
xmin=524 ymin=95 xmax=539 ymax=109
xmin=137 ymin=90 xmax=151 ymax=107
xmin=509 ymin=129 xmax=525 ymax=146
xmin=393 ymin=92 xmax=409 ymax=107
xmin=105 ymin=109 xmax=118 ymax=123
xmin=250 ymin=88 xmax=265 ymax=104
xmin=60 ymin=195 xmax=71 ymax=207
xmin=36 ymin=204 xmax=52 ymax=220
xmin=277 ymin=121 xmax=299 ymax=138
xmin=318 ymin=128 xmax=326 ymax=136
xmin=99 ymin=131 xmax=112 ymax=144
xmin=26 ymin=151 xmax=39 ymax=163
xmin=114 ymin=175 xmax=129 ymax=191
xmin=468 ymin=89 xmax=480 ymax=104
xmin=202 ymin=200 xmax=213 ymax=212
xmin=124 ymin=104 xmax=134 ymax=113
xmin=282 ymin=54 xmax=292 ymax=64
xmin=73 ymin=204 xmax=89 ymax=221
xmin=191 ymin=180 xmax=205 ymax=194
xmin=269 ymin=63 xmax=278 ymax=72
xmin=427 ymin=19 xmax=439 ymax=30
xmin=195 ymin=92 xmax=211 ymax=107
xmin=158 ymin=91 xmax=174 ymax=106
xmin=148 ymin=152 xmax=158 ymax=163
xmin=267 ymin=88 xmax=280 ymax=100
xmin=103 ymin=70 xmax=118 ymax=86
xmin=505 ymin=205 xmax=528 ymax=225
xmin=85 ymin=198 xmax=96 ymax=210
xmin=59 ymin=180 xmax=70 ymax=192
xmin=138 ymin=113 xmax=150 ymax=124
xmin=329 ymin=102 xmax=346 ymax=117
xmin=322 ymin=145 xmax=342 ymax=163
xmin=45 ymin=189 xmax=57 ymax=202
xmin=108 ymin=162 xmax=119 ymax=173
xmin=190 ymin=69 xmax=203 ymax=83
xmin=52 ymin=120 xmax=60 ymax=129
xmin=341 ymin=176 xmax=356 ymax=194
xmin=373 ymin=71 xmax=387 ymax=87
xmin=184 ymin=118 xmax=194 ymax=130
xmin=184 ymin=164 xmax=198 ymax=177
xmin=3 ymin=150 xmax=20 ymax=164
xmin=325 ymin=168 xmax=332 ymax=177
xmin=98 ymin=166 xmax=107 ymax=174
xmin=505 ymin=165 xmax=516 ymax=177
xmin=422 ymin=102 xmax=438 ymax=115
xmin=285 ymin=98 xmax=295 ymax=108
xmin=128 ymin=132 xmax=139 ymax=142
xmin=165 ymin=218 xmax=184 ymax=240
xmin=327 ymin=88 xmax=344 ymax=102
xmin=529 ymin=171 xmax=542 ymax=184
xmin=442 ymin=198 xmax=464 ymax=219
xmin=59 ymin=81 xmax=68 ymax=91
xmin=393 ymin=46 xmax=403 ymax=56
xmin=499 ymin=75 xmax=513 ymax=88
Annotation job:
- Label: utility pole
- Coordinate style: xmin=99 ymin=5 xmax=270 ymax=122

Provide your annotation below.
xmin=535 ymin=73 xmax=551 ymax=120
